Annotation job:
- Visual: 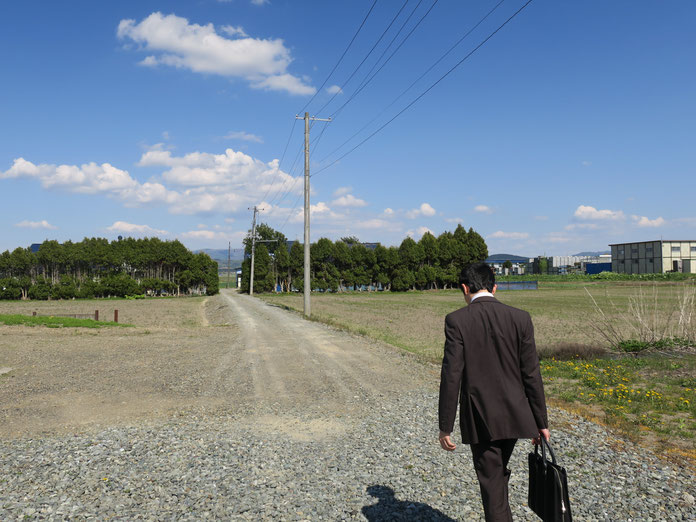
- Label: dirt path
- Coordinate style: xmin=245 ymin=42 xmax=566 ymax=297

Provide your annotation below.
xmin=0 ymin=291 xmax=436 ymax=439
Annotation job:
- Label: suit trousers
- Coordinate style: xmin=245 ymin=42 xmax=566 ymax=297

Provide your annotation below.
xmin=470 ymin=438 xmax=517 ymax=522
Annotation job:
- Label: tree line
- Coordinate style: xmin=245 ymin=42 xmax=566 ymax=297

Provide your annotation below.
xmin=0 ymin=237 xmax=219 ymax=300
xmin=240 ymin=224 xmax=488 ymax=293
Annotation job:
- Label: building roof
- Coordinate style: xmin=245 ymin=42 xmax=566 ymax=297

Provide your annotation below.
xmin=609 ymin=240 xmax=696 ymax=246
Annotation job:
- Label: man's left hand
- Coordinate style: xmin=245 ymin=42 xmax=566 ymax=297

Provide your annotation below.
xmin=439 ymin=431 xmax=456 ymax=451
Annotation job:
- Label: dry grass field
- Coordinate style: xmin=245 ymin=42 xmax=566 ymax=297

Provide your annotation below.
xmin=261 ymin=282 xmax=693 ymax=360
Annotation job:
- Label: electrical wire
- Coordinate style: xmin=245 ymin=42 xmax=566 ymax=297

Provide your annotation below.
xmin=298 ymin=0 xmax=379 ymax=115
xmin=318 ymin=0 xmax=507 ymax=164
xmin=327 ymin=0 xmax=440 ymax=120
xmin=311 ymin=0 xmax=535 ymax=178
xmin=313 ymin=0 xmax=413 ymax=118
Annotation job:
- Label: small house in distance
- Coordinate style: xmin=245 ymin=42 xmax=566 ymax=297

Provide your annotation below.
xmin=610 ymin=240 xmax=696 ymax=274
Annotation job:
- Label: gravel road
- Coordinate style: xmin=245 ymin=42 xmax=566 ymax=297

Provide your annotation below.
xmin=1 ymin=290 xmax=694 ymax=520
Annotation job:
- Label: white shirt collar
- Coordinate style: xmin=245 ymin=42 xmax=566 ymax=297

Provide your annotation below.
xmin=470 ymin=291 xmax=494 ymax=303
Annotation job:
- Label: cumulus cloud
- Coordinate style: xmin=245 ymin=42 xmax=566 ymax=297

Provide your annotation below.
xmin=1 ymin=158 xmax=178 ymax=208
xmin=221 ymin=25 xmax=247 ymax=38
xmin=2 ymin=147 xmax=300 ymax=216
xmin=14 ymin=220 xmax=57 ymax=230
xmin=107 ymin=221 xmax=168 ymax=235
xmin=473 ymin=205 xmax=492 ymax=214
xmin=117 ymin=12 xmax=314 ymax=95
xmin=407 ymin=226 xmax=434 ymax=240
xmin=574 ymin=205 xmax=625 ymax=221
xmin=326 ymin=85 xmax=343 ymax=94
xmin=382 ymin=208 xmax=394 ymax=216
xmin=406 ymin=202 xmax=436 ymax=219
xmin=224 ymin=131 xmax=263 ymax=143
xmin=333 ymin=186 xmax=352 ymax=197
xmin=488 ymin=231 xmax=529 ymax=240
xmin=332 ymin=193 xmax=367 ymax=207
xmin=632 ymin=215 xmax=666 ymax=228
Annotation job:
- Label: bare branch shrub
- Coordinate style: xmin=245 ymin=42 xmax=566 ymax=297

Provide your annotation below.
xmin=583 ymin=283 xmax=696 ymax=352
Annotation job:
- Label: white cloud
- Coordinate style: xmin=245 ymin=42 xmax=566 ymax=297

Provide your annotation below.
xmin=565 ymin=223 xmax=600 ymax=231
xmin=180 ymin=229 xmax=224 ymax=240
xmin=445 ymin=217 xmax=464 ymax=224
xmin=355 ymin=219 xmax=390 ymax=229
xmin=332 ymin=193 xmax=367 ymax=207
xmin=107 ymin=221 xmax=168 ymax=235
xmin=382 ymin=208 xmax=394 ymax=216
xmin=251 ymin=0 xmax=269 ymax=5
xmin=117 ymin=12 xmax=314 ymax=95
xmin=14 ymin=220 xmax=57 ymax=230
xmin=407 ymin=226 xmax=433 ymax=240
xmin=488 ymin=231 xmax=529 ymax=240
xmin=221 ymin=25 xmax=248 ymax=38
xmin=2 ymin=147 xmax=301 ymax=216
xmin=474 ymin=205 xmax=492 ymax=214
xmin=326 ymin=85 xmax=343 ymax=94
xmin=574 ymin=205 xmax=625 ymax=221
xmin=333 ymin=186 xmax=352 ymax=197
xmin=406 ymin=202 xmax=436 ymax=219
xmin=224 ymin=131 xmax=263 ymax=143
xmin=632 ymin=215 xmax=666 ymax=228
xmin=1 ymin=158 xmax=177 ymax=207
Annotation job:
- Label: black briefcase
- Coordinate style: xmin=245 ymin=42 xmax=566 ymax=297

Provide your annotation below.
xmin=528 ymin=439 xmax=572 ymax=521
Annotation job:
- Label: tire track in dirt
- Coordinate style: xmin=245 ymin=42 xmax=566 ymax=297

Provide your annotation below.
xmin=220 ymin=291 xmax=434 ymax=416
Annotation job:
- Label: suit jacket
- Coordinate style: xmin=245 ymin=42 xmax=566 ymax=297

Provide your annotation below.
xmin=438 ymin=296 xmax=548 ymax=444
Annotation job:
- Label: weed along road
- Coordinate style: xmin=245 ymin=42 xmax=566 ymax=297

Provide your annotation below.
xmin=0 ymin=291 xmax=694 ymax=519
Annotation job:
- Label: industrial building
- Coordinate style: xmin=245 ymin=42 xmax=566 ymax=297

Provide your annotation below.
xmin=610 ymin=240 xmax=696 ymax=274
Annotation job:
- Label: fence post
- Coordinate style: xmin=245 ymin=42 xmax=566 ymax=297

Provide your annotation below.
xmin=95 ymin=310 xmax=99 ymax=321
xmin=32 ymin=311 xmax=36 ymax=316
xmin=114 ymin=310 xmax=118 ymax=323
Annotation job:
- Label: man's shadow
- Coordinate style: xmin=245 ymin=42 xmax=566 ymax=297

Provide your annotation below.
xmin=361 ymin=485 xmax=456 ymax=521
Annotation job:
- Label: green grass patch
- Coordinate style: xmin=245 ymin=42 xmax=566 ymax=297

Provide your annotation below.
xmin=0 ymin=314 xmax=131 ymax=328
xmin=541 ymin=355 xmax=696 ymax=444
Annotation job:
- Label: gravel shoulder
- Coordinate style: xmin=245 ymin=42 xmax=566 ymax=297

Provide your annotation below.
xmin=1 ymin=291 xmax=694 ymax=520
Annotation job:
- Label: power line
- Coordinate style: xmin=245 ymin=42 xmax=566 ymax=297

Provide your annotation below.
xmin=298 ymin=0 xmax=379 ymax=115
xmin=313 ymin=0 xmax=413 ymax=117
xmin=259 ymin=118 xmax=298 ymax=204
xmin=318 ymin=0 xmax=508 ymax=164
xmin=327 ymin=0 xmax=440 ymax=120
xmin=312 ymin=0 xmax=535 ymax=178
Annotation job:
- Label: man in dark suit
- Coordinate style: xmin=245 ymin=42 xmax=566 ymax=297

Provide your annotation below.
xmin=438 ymin=262 xmax=549 ymax=521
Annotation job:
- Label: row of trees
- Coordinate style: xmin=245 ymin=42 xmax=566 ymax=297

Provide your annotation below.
xmin=0 ymin=237 xmax=219 ymax=300
xmin=240 ymin=224 xmax=488 ymax=293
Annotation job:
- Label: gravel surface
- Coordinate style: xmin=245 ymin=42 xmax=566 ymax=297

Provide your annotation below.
xmin=1 ymin=291 xmax=695 ymax=520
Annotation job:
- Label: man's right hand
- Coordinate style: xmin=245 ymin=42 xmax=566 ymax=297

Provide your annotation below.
xmin=532 ymin=428 xmax=550 ymax=445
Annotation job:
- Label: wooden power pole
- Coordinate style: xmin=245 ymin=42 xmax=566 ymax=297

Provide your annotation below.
xmin=295 ymin=112 xmax=330 ymax=318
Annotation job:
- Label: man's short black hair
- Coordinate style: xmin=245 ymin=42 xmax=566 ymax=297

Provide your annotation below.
xmin=459 ymin=262 xmax=495 ymax=293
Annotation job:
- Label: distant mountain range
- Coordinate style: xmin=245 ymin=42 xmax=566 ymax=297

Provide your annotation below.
xmin=486 ymin=253 xmax=530 ymax=263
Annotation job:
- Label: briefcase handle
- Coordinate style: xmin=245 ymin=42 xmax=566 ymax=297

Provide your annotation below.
xmin=534 ymin=438 xmax=557 ymax=466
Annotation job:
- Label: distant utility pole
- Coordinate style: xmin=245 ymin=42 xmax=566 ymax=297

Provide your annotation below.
xmin=248 ymin=206 xmax=261 ymax=296
xmin=295 ymin=112 xmax=331 ymax=318
xmin=227 ymin=241 xmax=231 ymax=289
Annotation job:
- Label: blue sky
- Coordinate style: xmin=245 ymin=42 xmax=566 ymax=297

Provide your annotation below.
xmin=1 ymin=0 xmax=694 ymax=256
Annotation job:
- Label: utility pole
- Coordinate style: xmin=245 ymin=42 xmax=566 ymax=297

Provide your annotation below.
xmin=249 ymin=206 xmax=260 ymax=296
xmin=227 ymin=241 xmax=231 ymax=289
xmin=295 ymin=112 xmax=331 ymax=317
